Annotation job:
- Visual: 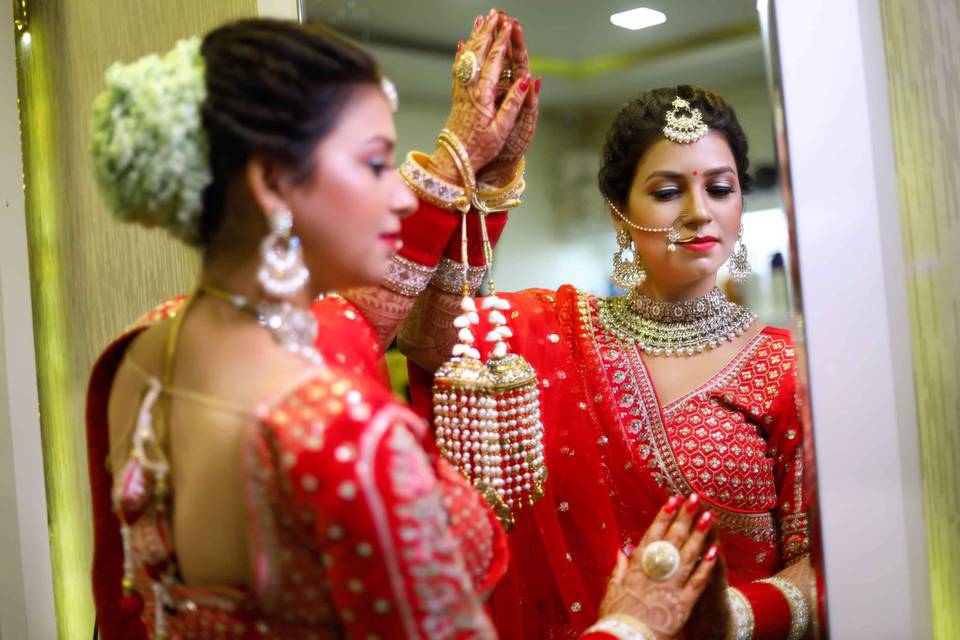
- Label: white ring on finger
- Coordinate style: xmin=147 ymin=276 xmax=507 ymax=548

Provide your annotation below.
xmin=640 ymin=540 xmax=681 ymax=582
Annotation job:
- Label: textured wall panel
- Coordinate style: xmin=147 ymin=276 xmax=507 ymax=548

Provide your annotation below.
xmin=878 ymin=1 xmax=960 ymax=637
xmin=17 ymin=0 xmax=257 ymax=634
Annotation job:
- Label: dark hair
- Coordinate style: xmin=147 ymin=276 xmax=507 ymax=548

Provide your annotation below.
xmin=597 ymin=85 xmax=752 ymax=206
xmin=198 ymin=19 xmax=380 ymax=245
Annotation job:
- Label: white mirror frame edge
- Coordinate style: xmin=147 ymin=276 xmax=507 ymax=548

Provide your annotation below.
xmin=768 ymin=0 xmax=931 ymax=637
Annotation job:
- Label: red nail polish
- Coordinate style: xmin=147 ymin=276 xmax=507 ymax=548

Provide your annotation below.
xmin=704 ymin=544 xmax=719 ymax=561
xmin=475 ymin=15 xmax=484 ymax=29
xmin=685 ymin=492 xmax=700 ymax=513
xmin=488 ymin=8 xmax=497 ymax=19
xmin=664 ymin=495 xmax=682 ymax=514
xmin=519 ymin=74 xmax=531 ymax=91
xmin=457 ymin=40 xmax=464 ymax=53
xmin=696 ymin=510 xmax=714 ymax=532
xmin=534 ymin=77 xmax=542 ymax=93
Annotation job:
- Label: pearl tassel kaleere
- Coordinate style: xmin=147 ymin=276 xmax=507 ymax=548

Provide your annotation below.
xmin=474 ymin=207 xmax=546 ymax=513
xmin=433 ymin=212 xmax=511 ymax=525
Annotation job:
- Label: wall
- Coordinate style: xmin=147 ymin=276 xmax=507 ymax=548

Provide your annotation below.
xmin=878 ymin=1 xmax=960 ymax=637
xmin=14 ymin=0 xmax=259 ymax=635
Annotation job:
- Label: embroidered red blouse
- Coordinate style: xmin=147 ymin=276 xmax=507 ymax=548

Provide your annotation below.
xmin=86 ymin=295 xmax=508 ymax=639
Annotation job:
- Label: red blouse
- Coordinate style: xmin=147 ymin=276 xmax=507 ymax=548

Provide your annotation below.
xmin=86 ymin=296 xmax=507 ymax=639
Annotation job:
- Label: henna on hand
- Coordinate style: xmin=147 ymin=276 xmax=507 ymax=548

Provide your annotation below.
xmin=479 ymin=18 xmax=540 ymax=186
xmin=433 ymin=12 xmax=531 ymax=186
xmin=397 ymin=286 xmax=463 ymax=372
xmin=341 ymin=286 xmax=417 ymax=348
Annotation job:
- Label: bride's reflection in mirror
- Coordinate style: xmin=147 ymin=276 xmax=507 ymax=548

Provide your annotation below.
xmin=309 ymin=1 xmax=822 ymax=637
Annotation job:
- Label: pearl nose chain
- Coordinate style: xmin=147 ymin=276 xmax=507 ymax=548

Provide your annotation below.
xmin=607 ymin=199 xmax=692 ymax=252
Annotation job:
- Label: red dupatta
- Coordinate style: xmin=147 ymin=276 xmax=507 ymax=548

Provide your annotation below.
xmin=410 ymin=284 xmax=803 ymax=639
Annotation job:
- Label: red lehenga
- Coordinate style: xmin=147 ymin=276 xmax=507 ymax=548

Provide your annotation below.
xmin=411 ymin=285 xmax=810 ymax=639
xmin=85 ymin=295 xmax=508 ymax=639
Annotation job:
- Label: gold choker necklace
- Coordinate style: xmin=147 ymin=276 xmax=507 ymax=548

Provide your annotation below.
xmin=598 ymin=287 xmax=756 ymax=357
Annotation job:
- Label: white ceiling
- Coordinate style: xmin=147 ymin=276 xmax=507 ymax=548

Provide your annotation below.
xmin=303 ymin=0 xmax=769 ymax=109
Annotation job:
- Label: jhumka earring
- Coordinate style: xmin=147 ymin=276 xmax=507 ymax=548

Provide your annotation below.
xmin=248 ymin=204 xmax=322 ymax=364
xmin=612 ymin=228 xmax=646 ymax=289
xmin=432 ymin=129 xmax=547 ymax=530
xmin=727 ymin=223 xmax=751 ymax=282
xmin=258 ymin=205 xmax=309 ymax=298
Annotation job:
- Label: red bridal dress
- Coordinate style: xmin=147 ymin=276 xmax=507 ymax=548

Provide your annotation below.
xmin=411 ymin=285 xmax=810 ymax=640
xmin=85 ymin=294 xmax=507 ymax=639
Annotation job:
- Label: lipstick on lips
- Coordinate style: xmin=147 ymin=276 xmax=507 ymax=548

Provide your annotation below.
xmin=380 ymin=231 xmax=403 ymax=251
xmin=679 ymin=235 xmax=719 ymax=253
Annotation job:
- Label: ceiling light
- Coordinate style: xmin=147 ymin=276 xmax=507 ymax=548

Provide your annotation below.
xmin=610 ymin=7 xmax=667 ymax=31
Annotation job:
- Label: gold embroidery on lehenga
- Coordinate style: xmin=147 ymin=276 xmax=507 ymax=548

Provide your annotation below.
xmin=579 ymin=291 xmax=779 ymax=544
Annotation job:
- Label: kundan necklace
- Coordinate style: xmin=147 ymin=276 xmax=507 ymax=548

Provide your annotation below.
xmin=199 ymin=285 xmax=323 ymax=365
xmin=598 ymin=287 xmax=756 ymax=357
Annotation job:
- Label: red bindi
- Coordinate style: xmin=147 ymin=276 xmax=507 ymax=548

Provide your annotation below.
xmin=692 ymin=170 xmax=699 ymax=176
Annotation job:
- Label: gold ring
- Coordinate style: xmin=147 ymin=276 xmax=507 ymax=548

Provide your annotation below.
xmin=640 ymin=541 xmax=681 ymax=582
xmin=455 ymin=50 xmax=480 ymax=87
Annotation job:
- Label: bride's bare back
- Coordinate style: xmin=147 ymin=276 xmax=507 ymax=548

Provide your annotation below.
xmin=107 ymin=299 xmax=315 ymax=588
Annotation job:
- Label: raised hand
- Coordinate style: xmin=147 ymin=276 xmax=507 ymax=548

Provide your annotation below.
xmin=478 ymin=15 xmax=540 ymax=187
xmin=598 ymin=494 xmax=720 ymax=639
xmin=429 ymin=10 xmax=532 ymax=186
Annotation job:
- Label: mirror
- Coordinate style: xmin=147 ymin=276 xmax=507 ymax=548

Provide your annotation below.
xmin=306 ymin=0 xmax=825 ymax=636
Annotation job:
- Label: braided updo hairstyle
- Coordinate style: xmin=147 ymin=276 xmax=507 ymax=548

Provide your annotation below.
xmin=598 ymin=85 xmax=752 ymax=207
xmin=198 ymin=19 xmax=380 ymax=245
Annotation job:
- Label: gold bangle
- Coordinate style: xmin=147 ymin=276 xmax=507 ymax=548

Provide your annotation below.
xmin=398 ymin=151 xmax=468 ymax=211
xmin=438 ymin=138 xmax=476 ymax=198
xmin=477 ymin=157 xmax=526 ymax=198
xmin=584 ymin=614 xmax=655 ymax=640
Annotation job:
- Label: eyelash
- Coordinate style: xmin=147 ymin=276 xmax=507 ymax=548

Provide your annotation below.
xmin=651 ymin=184 xmax=736 ymax=201
xmin=368 ymin=158 xmax=392 ymax=177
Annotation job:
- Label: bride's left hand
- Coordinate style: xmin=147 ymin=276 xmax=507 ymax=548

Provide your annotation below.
xmin=477 ymin=13 xmax=541 ymax=187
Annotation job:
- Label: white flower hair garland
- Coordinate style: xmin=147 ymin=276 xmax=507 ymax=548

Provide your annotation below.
xmin=90 ymin=37 xmax=212 ymax=244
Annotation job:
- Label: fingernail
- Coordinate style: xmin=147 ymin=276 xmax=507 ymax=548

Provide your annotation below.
xmin=685 ymin=492 xmax=700 ymax=513
xmin=704 ymin=544 xmax=719 ymax=561
xmin=475 ymin=15 xmax=483 ymax=29
xmin=623 ymin=543 xmax=635 ymax=557
xmin=457 ymin=40 xmax=464 ymax=53
xmin=664 ymin=495 xmax=682 ymax=514
xmin=534 ymin=77 xmax=542 ymax=93
xmin=488 ymin=8 xmax=497 ymax=19
xmin=519 ymin=73 xmax=531 ymax=91
xmin=696 ymin=510 xmax=714 ymax=532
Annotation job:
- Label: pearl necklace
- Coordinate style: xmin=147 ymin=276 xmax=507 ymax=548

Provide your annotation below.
xmin=598 ymin=287 xmax=756 ymax=357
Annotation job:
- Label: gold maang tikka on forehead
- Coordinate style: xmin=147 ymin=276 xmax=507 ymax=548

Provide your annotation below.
xmin=663 ymin=96 xmax=708 ymax=144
